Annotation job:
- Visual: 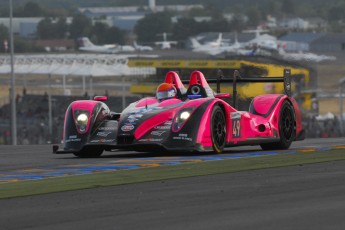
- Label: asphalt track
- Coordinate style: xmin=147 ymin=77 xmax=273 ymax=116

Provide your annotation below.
xmin=1 ymin=138 xmax=345 ymax=229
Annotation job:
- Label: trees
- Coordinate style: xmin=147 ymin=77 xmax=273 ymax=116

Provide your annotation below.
xmin=172 ymin=18 xmax=201 ymax=41
xmin=36 ymin=13 xmax=126 ymax=46
xmin=55 ymin=17 xmax=69 ymax=38
xmin=228 ymin=14 xmax=246 ymax=32
xmin=22 ymin=2 xmax=44 ymax=17
xmin=13 ymin=2 xmax=45 ymax=17
xmin=87 ymin=22 xmax=125 ymax=45
xmin=134 ymin=12 xmax=174 ymax=42
xmin=105 ymin=27 xmax=125 ymax=45
xmin=327 ymin=4 xmax=345 ymax=22
xmin=136 ymin=12 xmax=236 ymax=43
xmin=246 ymin=7 xmax=262 ymax=27
xmin=37 ymin=18 xmax=57 ymax=39
xmin=281 ymin=0 xmax=296 ymax=15
xmin=69 ymin=14 xmax=93 ymax=39
xmin=90 ymin=22 xmax=109 ymax=44
xmin=36 ymin=17 xmax=68 ymax=39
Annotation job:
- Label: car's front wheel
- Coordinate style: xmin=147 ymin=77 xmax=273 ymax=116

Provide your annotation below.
xmin=211 ymin=105 xmax=226 ymax=153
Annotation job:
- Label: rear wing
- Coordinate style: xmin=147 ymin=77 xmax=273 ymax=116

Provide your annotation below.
xmin=182 ymin=69 xmax=292 ymax=109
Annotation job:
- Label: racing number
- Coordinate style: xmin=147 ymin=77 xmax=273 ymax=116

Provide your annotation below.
xmin=232 ymin=119 xmax=241 ymax=138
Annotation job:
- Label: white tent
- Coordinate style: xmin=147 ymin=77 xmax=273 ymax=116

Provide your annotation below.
xmin=0 ymin=54 xmax=134 ymax=76
xmin=0 ymin=53 xmax=155 ymax=95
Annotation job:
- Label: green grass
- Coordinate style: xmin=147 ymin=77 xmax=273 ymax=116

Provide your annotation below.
xmin=1 ymin=149 xmax=345 ymax=199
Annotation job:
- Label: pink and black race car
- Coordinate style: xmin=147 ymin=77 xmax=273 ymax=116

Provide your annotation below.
xmin=53 ymin=69 xmax=305 ymax=157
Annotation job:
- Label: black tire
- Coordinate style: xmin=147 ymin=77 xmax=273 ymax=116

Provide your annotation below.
xmin=211 ymin=105 xmax=226 ymax=153
xmin=260 ymin=100 xmax=295 ymax=150
xmin=73 ymin=147 xmax=104 ymax=158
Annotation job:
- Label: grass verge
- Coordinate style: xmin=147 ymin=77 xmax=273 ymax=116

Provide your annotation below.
xmin=1 ymin=149 xmax=345 ymax=199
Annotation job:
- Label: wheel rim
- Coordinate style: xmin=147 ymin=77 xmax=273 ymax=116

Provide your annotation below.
xmin=282 ymin=105 xmax=293 ymax=140
xmin=212 ymin=110 xmax=226 ymax=148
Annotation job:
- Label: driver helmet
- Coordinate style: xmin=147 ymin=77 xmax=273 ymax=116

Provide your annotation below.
xmin=156 ymin=83 xmax=177 ymax=101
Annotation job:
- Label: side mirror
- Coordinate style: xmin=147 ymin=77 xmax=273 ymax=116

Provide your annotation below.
xmin=94 ymin=96 xmax=108 ymax=101
xmin=110 ymin=112 xmax=121 ymax=120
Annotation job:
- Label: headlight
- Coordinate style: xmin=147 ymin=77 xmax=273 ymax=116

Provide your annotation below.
xmin=74 ymin=110 xmax=90 ymax=133
xmin=173 ymin=107 xmax=195 ymax=131
xmin=77 ymin=113 xmax=88 ymax=125
xmin=180 ymin=111 xmax=191 ymax=120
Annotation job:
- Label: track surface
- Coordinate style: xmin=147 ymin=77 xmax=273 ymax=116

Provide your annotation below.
xmin=0 ymin=138 xmax=343 ymax=171
xmin=1 ymin=138 xmax=345 ymax=229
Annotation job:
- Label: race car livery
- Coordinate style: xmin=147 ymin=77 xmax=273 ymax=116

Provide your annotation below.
xmin=53 ymin=69 xmax=304 ymax=157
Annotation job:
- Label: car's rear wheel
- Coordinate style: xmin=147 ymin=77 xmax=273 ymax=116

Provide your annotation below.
xmin=211 ymin=105 xmax=226 ymax=153
xmin=73 ymin=147 xmax=104 ymax=158
xmin=260 ymin=100 xmax=295 ymax=150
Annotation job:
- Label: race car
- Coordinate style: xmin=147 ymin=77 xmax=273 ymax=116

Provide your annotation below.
xmin=53 ymin=69 xmax=305 ymax=157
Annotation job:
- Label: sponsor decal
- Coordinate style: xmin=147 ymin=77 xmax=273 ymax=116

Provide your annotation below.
xmin=121 ymin=124 xmax=134 ymax=132
xmin=97 ymin=132 xmax=111 ymax=137
xmin=137 ymin=107 xmax=163 ymax=113
xmin=98 ymin=126 xmax=116 ymax=131
xmin=127 ymin=119 xmax=137 ymax=123
xmin=65 ymin=137 xmax=81 ymax=143
xmin=172 ymin=133 xmax=192 ymax=141
xmin=126 ymin=114 xmax=141 ymax=123
xmin=90 ymin=139 xmax=115 ymax=143
xmin=154 ymin=125 xmax=170 ymax=130
xmin=164 ymin=121 xmax=172 ymax=125
xmin=138 ymin=108 xmax=153 ymax=113
xmin=154 ymin=120 xmax=172 ymax=130
xmin=128 ymin=114 xmax=143 ymax=119
xmin=138 ymin=138 xmax=163 ymax=142
xmin=66 ymin=135 xmax=81 ymax=143
xmin=105 ymin=139 xmax=115 ymax=143
xmin=151 ymin=131 xmax=166 ymax=136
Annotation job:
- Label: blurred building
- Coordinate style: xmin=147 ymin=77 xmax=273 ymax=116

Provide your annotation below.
xmin=279 ymin=17 xmax=309 ymax=30
xmin=279 ymin=32 xmax=345 ymax=53
xmin=0 ymin=17 xmax=42 ymax=37
xmin=35 ymin=39 xmax=75 ymax=52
